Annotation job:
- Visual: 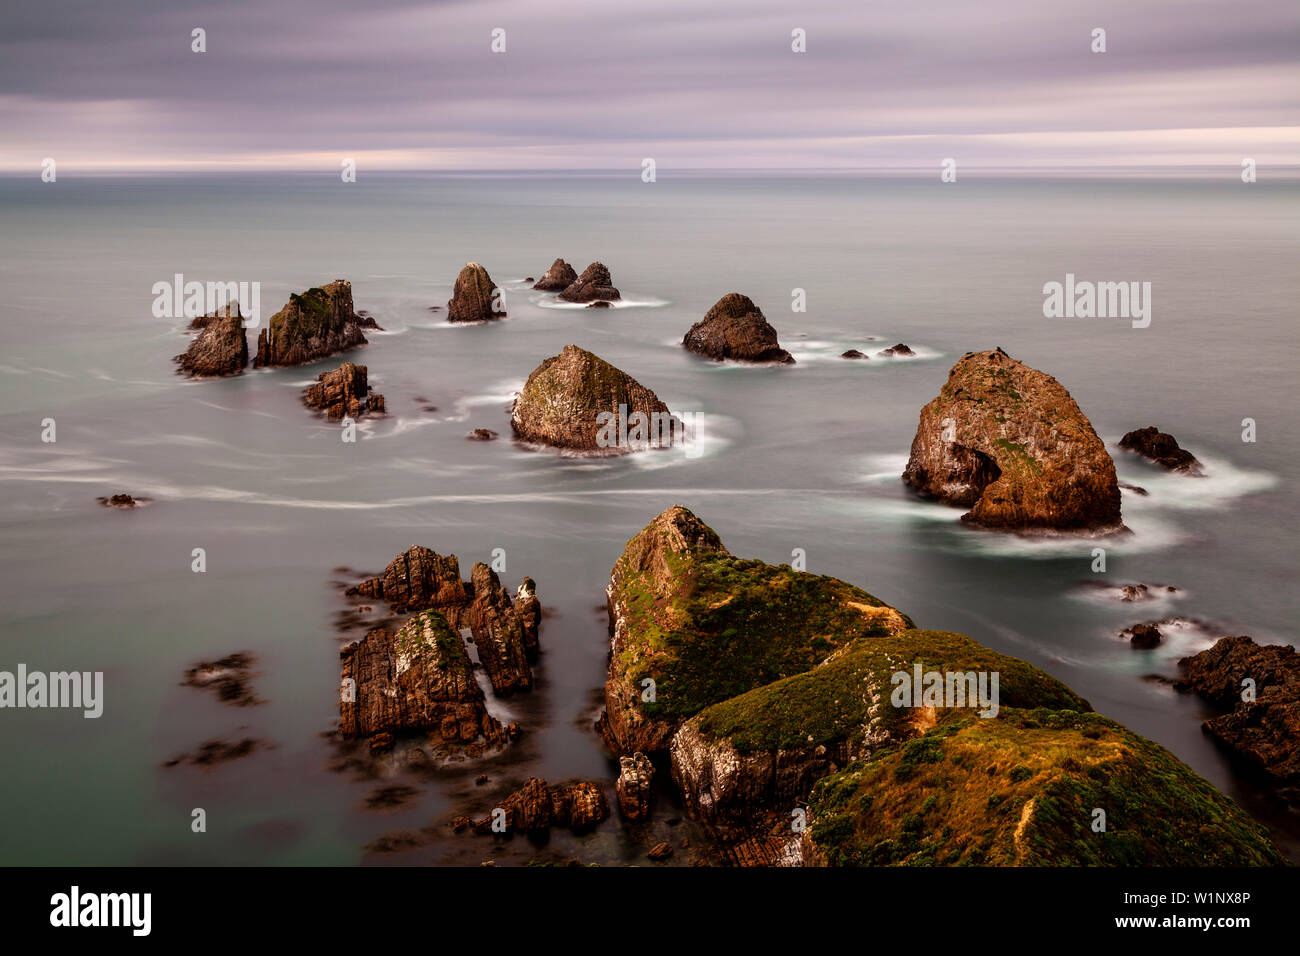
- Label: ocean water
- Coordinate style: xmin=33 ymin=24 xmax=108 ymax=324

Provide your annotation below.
xmin=0 ymin=171 xmax=1296 ymax=865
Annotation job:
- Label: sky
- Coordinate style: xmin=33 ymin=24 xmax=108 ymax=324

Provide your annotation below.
xmin=0 ymin=0 xmax=1296 ymax=171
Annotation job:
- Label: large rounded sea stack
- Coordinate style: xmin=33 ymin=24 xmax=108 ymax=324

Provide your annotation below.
xmin=558 ymin=262 xmax=621 ymax=303
xmin=447 ymin=262 xmax=502 ymax=322
xmin=253 ymin=280 xmax=367 ymax=368
xmin=902 ymin=349 xmax=1123 ymax=532
xmin=510 ymin=344 xmax=676 ymax=453
xmin=532 ymin=258 xmax=578 ymax=292
xmin=682 ymin=293 xmax=794 ymax=364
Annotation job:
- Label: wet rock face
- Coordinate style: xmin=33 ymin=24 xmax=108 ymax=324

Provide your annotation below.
xmin=1119 ymin=426 xmax=1204 ymax=475
xmin=447 ymin=262 xmax=503 ymax=322
xmin=176 ymin=307 xmax=248 ymax=376
xmin=901 ymin=349 xmax=1124 ymax=532
xmin=302 ymin=362 xmax=384 ymax=420
xmin=254 ymin=280 xmax=368 ymax=368
xmin=347 ymin=546 xmax=540 ymax=695
xmin=558 ymin=262 xmax=621 ymax=303
xmin=532 ymin=258 xmax=578 ymax=292
xmin=682 ymin=293 xmax=794 ymax=364
xmin=1176 ymin=636 xmax=1300 ymax=784
xmin=471 ymin=778 xmax=609 ymax=834
xmin=510 ymin=344 xmax=676 ymax=452
xmin=1124 ymin=622 xmax=1163 ymax=648
xmin=616 ymin=752 xmax=655 ymax=820
xmin=338 ymin=611 xmax=506 ymax=752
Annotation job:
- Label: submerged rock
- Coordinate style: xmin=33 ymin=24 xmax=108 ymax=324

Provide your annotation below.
xmin=254 ymin=280 xmax=367 ymax=367
xmin=471 ymin=778 xmax=608 ymax=834
xmin=99 ymin=493 xmax=139 ymax=508
xmin=510 ymin=344 xmax=678 ymax=453
xmin=447 ymin=262 xmax=503 ymax=322
xmin=1123 ymin=622 xmax=1163 ymax=649
xmin=302 ymin=362 xmax=384 ymax=420
xmin=182 ymin=652 xmax=261 ymax=706
xmin=803 ymin=708 xmax=1284 ymax=866
xmin=841 ymin=349 xmax=868 ymax=360
xmin=532 ymin=258 xmax=578 ymax=292
xmin=558 ymin=262 xmax=621 ymax=303
xmin=901 ymin=349 xmax=1124 ymax=532
xmin=176 ymin=305 xmax=248 ymax=376
xmin=877 ymin=343 xmax=915 ymax=358
xmin=1176 ymin=636 xmax=1300 ymax=785
xmin=1119 ymin=426 xmax=1205 ymax=475
xmin=467 ymin=428 xmax=498 ymax=441
xmin=338 ymin=610 xmax=507 ymax=753
xmin=682 ymin=293 xmax=794 ymax=364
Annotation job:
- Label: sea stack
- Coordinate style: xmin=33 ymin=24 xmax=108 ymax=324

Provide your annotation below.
xmin=1119 ymin=426 xmax=1205 ymax=475
xmin=682 ymin=293 xmax=794 ymax=364
xmin=302 ymin=362 xmax=384 ymax=420
xmin=558 ymin=262 xmax=621 ymax=303
xmin=902 ymin=349 xmax=1124 ymax=532
xmin=253 ymin=280 xmax=367 ymax=368
xmin=510 ymin=345 xmax=677 ymax=453
xmin=176 ymin=304 xmax=248 ymax=376
xmin=447 ymin=262 xmax=503 ymax=322
xmin=532 ymin=258 xmax=578 ymax=292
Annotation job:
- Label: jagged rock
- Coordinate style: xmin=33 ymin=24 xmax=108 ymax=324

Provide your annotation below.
xmin=189 ymin=300 xmax=241 ymax=331
xmin=471 ymin=778 xmax=608 ymax=833
xmin=355 ymin=310 xmax=383 ymax=330
xmin=1175 ymin=636 xmax=1300 ymax=784
xmin=176 ymin=306 xmax=247 ymax=376
xmin=467 ymin=428 xmax=498 ymax=441
xmin=802 ymin=708 xmax=1284 ymax=866
xmin=532 ymin=258 xmax=578 ymax=292
xmin=1123 ymin=622 xmax=1163 ymax=649
xmin=597 ymin=506 xmax=913 ymax=756
xmin=616 ymin=752 xmax=655 ymax=821
xmin=841 ymin=350 xmax=868 ymax=359
xmin=338 ymin=610 xmax=507 ymax=753
xmin=1119 ymin=426 xmax=1205 ymax=475
xmin=646 ymin=841 xmax=674 ymax=861
xmin=682 ymin=294 xmax=794 ymax=364
xmin=447 ymin=262 xmax=503 ymax=322
xmin=347 ymin=547 xmax=539 ymax=695
xmin=302 ymin=362 xmax=384 ymax=420
xmin=99 ymin=494 xmax=138 ymax=508
xmin=901 ymin=349 xmax=1124 ymax=532
xmin=253 ymin=280 xmax=367 ymax=367
xmin=558 ymin=262 xmax=621 ymax=303
xmin=510 ymin=344 xmax=678 ymax=453
xmin=877 ymin=343 xmax=915 ymax=358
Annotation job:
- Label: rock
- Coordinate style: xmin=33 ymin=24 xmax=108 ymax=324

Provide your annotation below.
xmin=802 ymin=708 xmax=1284 ymax=865
xmin=1124 ymin=622 xmax=1163 ymax=649
xmin=616 ymin=752 xmax=655 ymax=821
xmin=597 ymin=506 xmax=913 ymax=756
xmin=188 ymin=300 xmax=241 ymax=331
xmin=877 ymin=343 xmax=915 ymax=358
xmin=524 ymin=277 xmax=534 ymax=284
xmin=558 ymin=262 xmax=621 ymax=303
xmin=347 ymin=546 xmax=540 ymax=695
xmin=369 ymin=733 xmax=395 ymax=754
xmin=254 ymin=280 xmax=368 ymax=367
xmin=901 ymin=349 xmax=1124 ymax=532
xmin=355 ymin=310 xmax=383 ymax=330
xmin=447 ymin=262 xmax=503 ymax=322
xmin=302 ymin=362 xmax=384 ymax=420
xmin=510 ymin=344 xmax=678 ymax=453
xmin=841 ymin=349 xmax=868 ymax=359
xmin=1119 ymin=426 xmax=1205 ymax=475
xmin=99 ymin=494 xmax=138 ymax=508
xmin=176 ymin=306 xmax=248 ymax=376
xmin=682 ymin=294 xmax=794 ymax=364
xmin=467 ymin=428 xmax=497 ymax=441
xmin=182 ymin=652 xmax=260 ymax=706
xmin=1175 ymin=636 xmax=1300 ymax=784
xmin=338 ymin=610 xmax=508 ymax=753
xmin=1119 ymin=481 xmax=1149 ymax=496
xmin=587 ymin=300 xmax=612 ymax=309
xmin=163 ymin=737 xmax=266 ymax=769
xmin=475 ymin=774 xmax=489 ymax=786
xmin=471 ymin=778 xmax=609 ymax=834
xmin=532 ymin=258 xmax=578 ymax=292
xmin=646 ymin=841 xmax=674 ymax=861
